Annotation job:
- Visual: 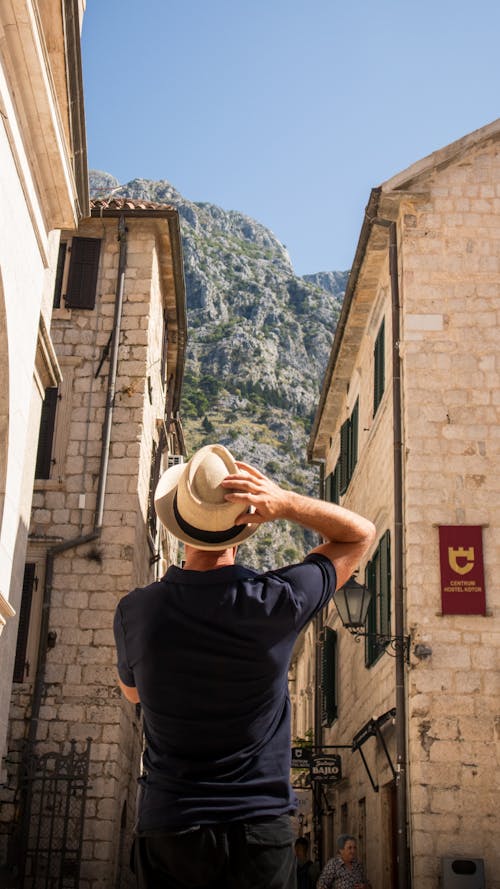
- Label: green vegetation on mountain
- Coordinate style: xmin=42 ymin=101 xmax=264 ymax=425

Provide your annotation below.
xmin=90 ymin=171 xmax=348 ymax=569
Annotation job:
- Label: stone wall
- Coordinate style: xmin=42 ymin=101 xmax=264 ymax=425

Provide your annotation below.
xmin=310 ymin=128 xmax=500 ymax=888
xmin=401 ymin=138 xmax=500 ymax=888
xmin=0 ymin=214 xmax=181 ymax=888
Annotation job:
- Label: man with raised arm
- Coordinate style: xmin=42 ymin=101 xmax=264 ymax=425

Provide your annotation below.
xmin=113 ymin=444 xmax=375 ymax=889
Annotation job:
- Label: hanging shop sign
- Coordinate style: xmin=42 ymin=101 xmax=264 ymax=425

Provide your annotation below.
xmin=438 ymin=525 xmax=486 ymax=615
xmin=310 ymin=753 xmax=342 ymax=783
xmin=291 ymin=747 xmax=313 ymax=769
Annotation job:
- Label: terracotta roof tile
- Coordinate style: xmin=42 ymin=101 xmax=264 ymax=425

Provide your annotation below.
xmin=90 ymin=197 xmax=176 ymax=213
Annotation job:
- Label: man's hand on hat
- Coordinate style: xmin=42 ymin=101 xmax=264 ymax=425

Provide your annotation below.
xmin=221 ymin=462 xmax=289 ymax=525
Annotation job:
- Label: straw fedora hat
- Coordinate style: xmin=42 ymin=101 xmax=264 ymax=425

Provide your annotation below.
xmin=154 ymin=444 xmax=260 ymax=550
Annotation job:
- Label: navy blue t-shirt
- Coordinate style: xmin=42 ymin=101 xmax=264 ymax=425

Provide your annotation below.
xmin=113 ymin=553 xmax=336 ymax=829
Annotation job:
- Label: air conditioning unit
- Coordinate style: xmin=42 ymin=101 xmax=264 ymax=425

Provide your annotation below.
xmin=168 ymin=454 xmax=184 ymax=467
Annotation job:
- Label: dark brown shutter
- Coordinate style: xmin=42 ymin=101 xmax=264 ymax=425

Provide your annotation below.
xmin=53 ymin=242 xmax=67 ymax=309
xmin=65 ymin=237 xmax=101 ymax=309
xmin=13 ymin=563 xmax=36 ymax=682
xmin=321 ymin=627 xmax=338 ymax=726
xmin=35 ymin=387 xmax=58 ymax=479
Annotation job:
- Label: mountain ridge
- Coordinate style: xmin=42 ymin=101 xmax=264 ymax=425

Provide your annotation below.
xmin=90 ymin=170 xmax=348 ymax=568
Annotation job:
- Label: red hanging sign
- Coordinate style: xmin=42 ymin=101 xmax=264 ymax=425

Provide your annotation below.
xmin=438 ymin=526 xmax=486 ymax=615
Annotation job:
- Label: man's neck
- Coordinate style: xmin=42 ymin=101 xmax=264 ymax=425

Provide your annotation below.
xmin=183 ymin=545 xmax=237 ymax=571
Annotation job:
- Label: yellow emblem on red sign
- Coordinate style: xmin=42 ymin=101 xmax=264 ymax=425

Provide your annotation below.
xmin=448 ymin=546 xmax=474 ymax=575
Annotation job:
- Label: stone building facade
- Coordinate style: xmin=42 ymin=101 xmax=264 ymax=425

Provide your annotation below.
xmin=0 ymin=0 xmax=88 ymax=771
xmin=0 ymin=198 xmax=187 ymax=889
xmin=306 ymin=119 xmax=500 ymax=888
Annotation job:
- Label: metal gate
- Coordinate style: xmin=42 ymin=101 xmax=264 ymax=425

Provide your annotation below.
xmin=20 ymin=738 xmax=91 ymax=889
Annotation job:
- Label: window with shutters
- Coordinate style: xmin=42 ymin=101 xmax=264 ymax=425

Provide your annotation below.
xmin=339 ymin=398 xmax=359 ymax=495
xmin=35 ymin=387 xmax=59 ymax=479
xmin=365 ymin=531 xmax=391 ymax=667
xmin=321 ymin=627 xmax=338 ymax=726
xmin=13 ymin=563 xmax=37 ymax=682
xmin=64 ymin=237 xmax=101 ymax=309
xmin=373 ymin=318 xmax=385 ymax=416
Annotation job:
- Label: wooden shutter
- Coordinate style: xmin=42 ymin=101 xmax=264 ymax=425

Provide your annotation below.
xmin=373 ymin=319 xmax=385 ymax=415
xmin=65 ymin=237 xmax=101 ymax=309
xmin=148 ymin=430 xmax=165 ymax=540
xmin=364 ymin=559 xmax=378 ymax=667
xmin=321 ymin=627 xmax=338 ymax=726
xmin=379 ymin=530 xmax=391 ymax=636
xmin=324 ymin=472 xmax=333 ymax=502
xmin=160 ymin=310 xmax=168 ymax=386
xmin=53 ymin=242 xmax=67 ymax=309
xmin=13 ymin=563 xmax=36 ymax=682
xmin=339 ymin=419 xmax=349 ymax=494
xmin=35 ymin=387 xmax=58 ymax=479
xmin=349 ymin=398 xmax=359 ymax=479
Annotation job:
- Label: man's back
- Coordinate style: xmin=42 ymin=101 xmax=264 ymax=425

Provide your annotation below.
xmin=114 ymin=556 xmax=334 ymax=829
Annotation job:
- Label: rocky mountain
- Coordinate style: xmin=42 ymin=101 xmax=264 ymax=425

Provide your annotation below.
xmin=89 ymin=171 xmax=348 ymax=569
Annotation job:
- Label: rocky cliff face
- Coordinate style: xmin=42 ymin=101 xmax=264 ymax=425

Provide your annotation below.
xmin=90 ymin=171 xmax=348 ymax=568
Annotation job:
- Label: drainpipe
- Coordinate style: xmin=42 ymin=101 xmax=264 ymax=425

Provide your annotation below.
xmin=16 ymin=216 xmax=128 ymax=874
xmin=312 ymin=458 xmax=326 ymax=864
xmin=369 ymin=216 xmax=409 ymax=889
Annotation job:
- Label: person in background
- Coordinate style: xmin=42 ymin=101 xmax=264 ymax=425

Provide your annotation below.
xmin=114 ymin=445 xmax=376 ymax=889
xmin=295 ymin=837 xmax=320 ymax=889
xmin=317 ymin=835 xmax=371 ymax=889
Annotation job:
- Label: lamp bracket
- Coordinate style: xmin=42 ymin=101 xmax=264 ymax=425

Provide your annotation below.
xmin=350 ymin=630 xmax=411 ymax=664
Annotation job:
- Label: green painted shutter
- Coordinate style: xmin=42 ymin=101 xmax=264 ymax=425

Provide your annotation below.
xmin=339 ymin=420 xmax=349 ymax=494
xmin=332 ymin=462 xmax=340 ymax=504
xmin=379 ymin=530 xmax=391 ymax=636
xmin=349 ymin=398 xmax=359 ymax=478
xmin=365 ymin=559 xmax=378 ymax=667
xmin=373 ymin=319 xmax=385 ymax=415
xmin=324 ymin=472 xmax=333 ymax=502
xmin=65 ymin=237 xmax=101 ymax=309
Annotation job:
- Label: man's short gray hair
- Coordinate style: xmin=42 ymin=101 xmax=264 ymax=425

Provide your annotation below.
xmin=337 ymin=834 xmax=356 ymax=851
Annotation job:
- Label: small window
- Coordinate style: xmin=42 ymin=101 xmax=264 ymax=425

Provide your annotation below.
xmin=65 ymin=237 xmax=101 ymax=309
xmin=365 ymin=530 xmax=391 ymax=667
xmin=13 ymin=563 xmax=36 ymax=682
xmin=339 ymin=398 xmax=359 ymax=495
xmin=373 ymin=319 xmax=385 ymax=415
xmin=321 ymin=627 xmax=338 ymax=726
xmin=35 ymin=387 xmax=59 ymax=479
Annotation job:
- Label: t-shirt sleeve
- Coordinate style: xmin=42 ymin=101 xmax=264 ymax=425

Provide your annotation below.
xmin=277 ymin=553 xmax=336 ymax=631
xmin=113 ymin=602 xmax=135 ymax=687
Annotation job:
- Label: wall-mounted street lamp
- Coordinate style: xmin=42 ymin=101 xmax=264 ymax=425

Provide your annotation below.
xmin=333 ymin=576 xmax=410 ymax=663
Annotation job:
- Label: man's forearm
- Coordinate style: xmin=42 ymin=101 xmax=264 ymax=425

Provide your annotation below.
xmin=279 ymin=490 xmax=375 ymax=546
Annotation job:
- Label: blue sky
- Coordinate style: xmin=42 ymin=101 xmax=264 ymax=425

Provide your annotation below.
xmin=81 ymin=0 xmax=499 ymax=275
